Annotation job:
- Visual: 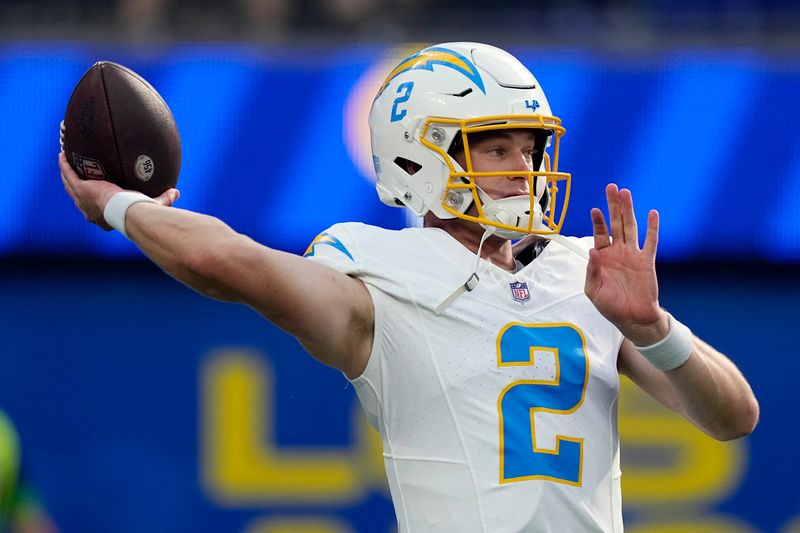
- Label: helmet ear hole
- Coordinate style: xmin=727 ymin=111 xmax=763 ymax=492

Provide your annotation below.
xmin=394 ymin=157 xmax=422 ymax=176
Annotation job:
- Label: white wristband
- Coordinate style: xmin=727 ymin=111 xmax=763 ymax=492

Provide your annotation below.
xmin=633 ymin=313 xmax=693 ymax=371
xmin=103 ymin=191 xmax=157 ymax=239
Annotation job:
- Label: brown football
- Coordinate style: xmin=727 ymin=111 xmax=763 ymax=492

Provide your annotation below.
xmin=62 ymin=61 xmax=181 ymax=197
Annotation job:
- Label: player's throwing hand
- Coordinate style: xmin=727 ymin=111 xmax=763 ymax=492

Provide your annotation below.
xmin=59 ymin=152 xmax=179 ymax=231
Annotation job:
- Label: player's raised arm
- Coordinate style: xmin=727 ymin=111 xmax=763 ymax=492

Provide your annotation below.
xmin=585 ymin=183 xmax=759 ymax=441
xmin=59 ymin=153 xmax=373 ymax=379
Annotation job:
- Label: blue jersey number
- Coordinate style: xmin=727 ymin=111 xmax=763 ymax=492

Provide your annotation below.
xmin=497 ymin=323 xmax=589 ymax=486
xmin=390 ymin=82 xmax=414 ymax=122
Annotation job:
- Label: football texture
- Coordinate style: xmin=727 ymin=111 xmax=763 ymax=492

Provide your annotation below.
xmin=62 ymin=61 xmax=181 ymax=197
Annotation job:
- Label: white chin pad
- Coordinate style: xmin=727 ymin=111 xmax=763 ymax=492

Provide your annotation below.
xmin=480 ymin=194 xmax=543 ymax=239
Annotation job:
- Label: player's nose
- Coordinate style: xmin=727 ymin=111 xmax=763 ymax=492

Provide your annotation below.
xmin=505 ymin=151 xmax=533 ymax=179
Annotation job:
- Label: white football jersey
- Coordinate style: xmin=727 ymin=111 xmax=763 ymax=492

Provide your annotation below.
xmin=304 ymin=223 xmax=625 ymax=533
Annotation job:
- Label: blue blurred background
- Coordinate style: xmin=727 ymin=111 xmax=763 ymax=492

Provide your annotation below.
xmin=0 ymin=1 xmax=798 ymax=532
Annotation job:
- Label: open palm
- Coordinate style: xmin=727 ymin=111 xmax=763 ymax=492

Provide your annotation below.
xmin=584 ymin=184 xmax=667 ymax=346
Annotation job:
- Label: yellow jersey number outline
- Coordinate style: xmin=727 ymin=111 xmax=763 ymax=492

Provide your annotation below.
xmin=497 ymin=322 xmax=589 ymax=486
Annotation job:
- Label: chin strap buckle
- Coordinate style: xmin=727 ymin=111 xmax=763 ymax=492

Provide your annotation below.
xmin=434 ymin=273 xmax=480 ymax=316
xmin=433 ymin=226 xmax=496 ymax=315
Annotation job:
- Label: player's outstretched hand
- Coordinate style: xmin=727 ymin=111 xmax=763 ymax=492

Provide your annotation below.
xmin=59 ymin=152 xmax=179 ymax=231
xmin=584 ymin=183 xmax=669 ymax=346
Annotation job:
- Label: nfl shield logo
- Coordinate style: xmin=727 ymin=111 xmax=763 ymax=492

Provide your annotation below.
xmin=509 ymin=281 xmax=531 ymax=303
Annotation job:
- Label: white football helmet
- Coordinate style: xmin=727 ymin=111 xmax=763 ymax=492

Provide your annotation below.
xmin=369 ymin=42 xmax=571 ymax=239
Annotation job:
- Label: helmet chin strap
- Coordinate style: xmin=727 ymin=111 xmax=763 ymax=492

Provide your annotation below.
xmin=434 ymin=225 xmax=496 ymax=315
xmin=543 ymin=231 xmax=589 ymax=259
xmin=433 ymin=188 xmax=588 ymax=316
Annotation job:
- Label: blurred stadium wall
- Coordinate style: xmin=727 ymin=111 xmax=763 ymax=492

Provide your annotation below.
xmin=0 ymin=1 xmax=798 ymax=532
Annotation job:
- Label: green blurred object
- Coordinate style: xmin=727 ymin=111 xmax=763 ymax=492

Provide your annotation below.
xmin=0 ymin=409 xmax=22 ymax=531
xmin=0 ymin=410 xmax=58 ymax=533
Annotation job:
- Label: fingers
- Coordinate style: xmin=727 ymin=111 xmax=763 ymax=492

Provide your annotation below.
xmin=604 ymin=183 xmax=641 ymax=249
xmin=591 ymin=207 xmax=610 ymax=249
xmin=59 ymin=153 xmax=77 ymax=198
xmin=156 ymin=188 xmax=180 ymax=207
xmin=584 ymin=247 xmax=602 ymax=300
xmin=58 ymin=150 xmax=69 ymax=169
xmin=58 ymin=152 xmax=117 ymax=228
xmin=586 ymin=247 xmax=601 ymax=277
xmin=59 ymin=152 xmax=80 ymax=188
xmin=642 ymin=209 xmax=659 ymax=258
xmin=619 ymin=188 xmax=638 ymax=248
xmin=605 ymin=183 xmax=623 ymax=244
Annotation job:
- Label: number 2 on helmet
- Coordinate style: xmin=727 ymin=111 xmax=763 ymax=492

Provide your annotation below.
xmin=390 ymin=82 xmax=414 ymax=123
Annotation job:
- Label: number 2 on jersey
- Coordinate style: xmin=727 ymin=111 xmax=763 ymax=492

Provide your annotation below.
xmin=497 ymin=323 xmax=589 ymax=486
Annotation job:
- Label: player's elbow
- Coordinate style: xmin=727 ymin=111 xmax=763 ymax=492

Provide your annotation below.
xmin=734 ymin=396 xmax=760 ymax=439
xmin=713 ymin=396 xmax=760 ymax=441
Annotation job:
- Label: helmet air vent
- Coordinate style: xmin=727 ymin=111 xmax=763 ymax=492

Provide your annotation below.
xmin=394 ymin=157 xmax=422 ymax=176
xmin=447 ymin=88 xmax=473 ymax=97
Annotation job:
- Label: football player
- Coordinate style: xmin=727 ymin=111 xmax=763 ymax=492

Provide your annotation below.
xmin=59 ymin=42 xmax=758 ymax=532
